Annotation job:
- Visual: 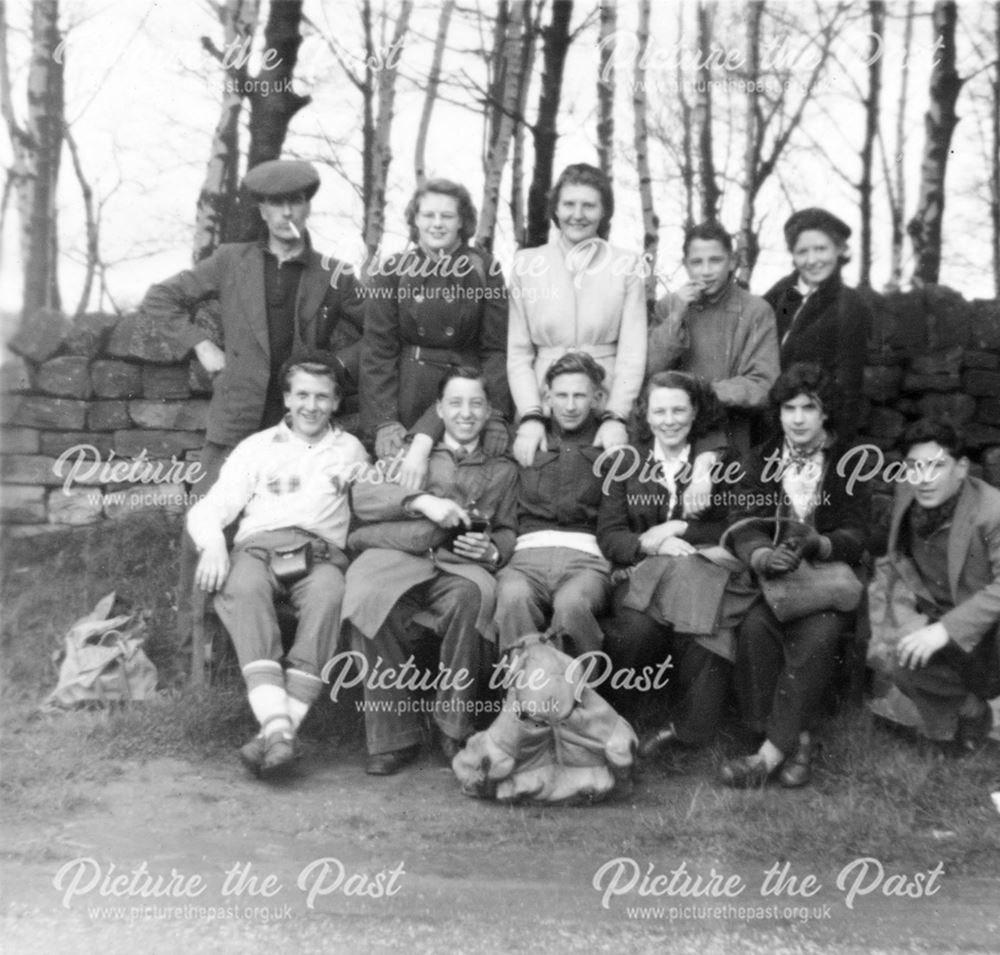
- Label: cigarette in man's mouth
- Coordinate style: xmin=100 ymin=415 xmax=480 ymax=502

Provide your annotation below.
xmin=287 ymin=222 xmax=301 ymax=239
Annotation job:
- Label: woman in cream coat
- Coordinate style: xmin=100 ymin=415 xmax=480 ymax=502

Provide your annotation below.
xmin=508 ymin=163 xmax=647 ymax=466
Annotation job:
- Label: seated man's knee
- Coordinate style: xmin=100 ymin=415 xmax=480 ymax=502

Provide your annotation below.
xmin=496 ymin=569 xmax=535 ymax=605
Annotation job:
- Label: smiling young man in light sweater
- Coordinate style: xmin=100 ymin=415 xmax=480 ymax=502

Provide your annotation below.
xmin=187 ymin=356 xmax=368 ymax=777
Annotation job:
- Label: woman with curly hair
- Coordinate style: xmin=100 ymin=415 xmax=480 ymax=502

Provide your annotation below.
xmin=597 ymin=371 xmax=755 ymax=753
xmin=360 ymin=179 xmax=512 ymax=483
xmin=720 ymin=363 xmax=871 ymax=788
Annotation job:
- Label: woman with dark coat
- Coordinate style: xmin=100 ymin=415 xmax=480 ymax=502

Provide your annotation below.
xmin=597 ymin=372 xmax=755 ymax=753
xmin=360 ymin=179 xmax=512 ymax=474
xmin=720 ymin=363 xmax=870 ymax=789
xmin=764 ymin=208 xmax=872 ymax=435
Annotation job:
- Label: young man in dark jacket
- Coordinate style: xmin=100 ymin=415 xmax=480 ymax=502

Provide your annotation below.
xmin=889 ymin=419 xmax=1000 ymax=752
xmin=494 ymin=353 xmax=612 ymax=654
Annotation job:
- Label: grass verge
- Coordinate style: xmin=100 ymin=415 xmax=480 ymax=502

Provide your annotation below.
xmin=2 ymin=512 xmax=998 ymax=873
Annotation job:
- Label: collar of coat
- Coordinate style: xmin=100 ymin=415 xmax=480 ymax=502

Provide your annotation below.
xmin=889 ymin=476 xmax=987 ymax=601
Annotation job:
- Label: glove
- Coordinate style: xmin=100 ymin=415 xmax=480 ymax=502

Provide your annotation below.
xmin=374 ymin=422 xmax=407 ymax=460
xmin=794 ymin=529 xmax=829 ymax=561
xmin=754 ymin=543 xmax=802 ymax=578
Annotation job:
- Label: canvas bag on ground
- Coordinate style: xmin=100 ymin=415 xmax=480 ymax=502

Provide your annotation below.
xmin=45 ymin=592 xmax=158 ymax=707
xmin=452 ymin=634 xmax=638 ymax=805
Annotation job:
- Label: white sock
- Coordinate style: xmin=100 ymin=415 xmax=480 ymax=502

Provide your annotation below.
xmin=286 ymin=696 xmax=310 ymax=731
xmin=247 ymin=685 xmax=291 ymax=737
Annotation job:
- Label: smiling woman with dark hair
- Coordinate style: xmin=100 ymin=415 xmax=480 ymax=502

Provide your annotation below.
xmin=360 ymin=178 xmax=512 ymax=481
xmin=764 ymin=208 xmax=872 ymax=436
xmin=507 ymin=163 xmax=647 ymax=468
xmin=596 ymin=371 xmax=755 ymax=754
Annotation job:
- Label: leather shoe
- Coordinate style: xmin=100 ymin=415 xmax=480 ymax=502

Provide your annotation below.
xmin=239 ymin=735 xmax=268 ymax=771
xmin=366 ymin=745 xmax=420 ymax=776
xmin=259 ymin=732 xmax=297 ymax=778
xmin=779 ymin=736 xmax=815 ymax=788
xmin=719 ymin=755 xmax=773 ymax=789
xmin=955 ymin=704 xmax=993 ymax=753
xmin=239 ymin=733 xmax=301 ymax=772
xmin=638 ymin=723 xmax=679 ymax=759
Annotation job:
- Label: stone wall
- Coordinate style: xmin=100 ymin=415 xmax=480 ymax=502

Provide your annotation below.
xmin=1 ymin=288 xmax=999 ymax=536
xmin=1 ymin=309 xmax=212 ymax=535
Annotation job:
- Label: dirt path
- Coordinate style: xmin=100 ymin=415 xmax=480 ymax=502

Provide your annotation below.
xmin=2 ymin=746 xmax=997 ymax=954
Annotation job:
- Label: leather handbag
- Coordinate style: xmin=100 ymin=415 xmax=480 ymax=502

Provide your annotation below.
xmin=720 ymin=517 xmax=863 ymax=623
xmin=270 ymin=541 xmax=313 ymax=585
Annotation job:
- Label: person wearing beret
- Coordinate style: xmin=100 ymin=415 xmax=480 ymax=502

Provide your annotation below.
xmin=763 ymin=208 xmax=873 ymax=437
xmin=136 ymin=159 xmax=365 ymax=650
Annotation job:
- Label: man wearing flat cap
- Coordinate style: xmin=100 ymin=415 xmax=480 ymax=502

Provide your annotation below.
xmin=136 ymin=158 xmax=364 ymax=650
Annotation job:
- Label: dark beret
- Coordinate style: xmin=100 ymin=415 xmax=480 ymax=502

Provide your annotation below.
xmin=243 ymin=160 xmax=320 ymax=200
xmin=783 ymin=208 xmax=851 ymax=249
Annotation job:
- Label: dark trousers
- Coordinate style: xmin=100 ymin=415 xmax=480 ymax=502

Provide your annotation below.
xmin=178 ymin=441 xmax=233 ymax=651
xmin=601 ymin=585 xmax=731 ymax=745
xmin=352 ymin=574 xmax=492 ymax=755
xmin=891 ymin=635 xmax=1000 ymax=740
xmin=734 ymin=602 xmax=849 ymax=755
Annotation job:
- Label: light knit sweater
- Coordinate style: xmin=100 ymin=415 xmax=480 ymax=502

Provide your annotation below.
xmin=507 ymin=236 xmax=647 ymax=419
xmin=187 ymin=419 xmax=369 ymax=551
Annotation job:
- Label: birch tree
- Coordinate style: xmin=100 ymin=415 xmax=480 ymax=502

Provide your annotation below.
xmin=414 ymin=0 xmax=454 ymax=188
xmin=526 ymin=0 xmax=573 ymax=248
xmin=596 ymin=0 xmax=616 ymax=180
xmin=360 ymin=0 xmax=413 ymax=259
xmin=694 ymin=1 xmax=720 ymax=222
xmin=858 ymin=0 xmax=884 ymax=289
xmin=908 ymin=0 xmax=964 ymax=285
xmin=193 ymin=0 xmax=260 ymax=262
xmin=477 ymin=0 xmax=528 ymax=250
xmin=633 ymin=0 xmax=657 ymax=302
xmin=1 ymin=0 xmax=64 ymax=321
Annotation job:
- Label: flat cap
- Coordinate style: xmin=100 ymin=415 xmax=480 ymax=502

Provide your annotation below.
xmin=243 ymin=160 xmax=320 ymax=200
xmin=783 ymin=208 xmax=851 ymax=249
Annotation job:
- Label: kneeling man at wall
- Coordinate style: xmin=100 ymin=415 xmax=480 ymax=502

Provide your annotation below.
xmin=342 ymin=368 xmax=519 ymax=776
xmin=890 ymin=418 xmax=1000 ymax=752
xmin=187 ymin=356 xmax=368 ymax=777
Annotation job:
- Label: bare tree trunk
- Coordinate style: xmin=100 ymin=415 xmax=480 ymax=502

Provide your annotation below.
xmin=886 ymin=0 xmax=915 ymax=290
xmin=508 ymin=3 xmax=537 ymax=248
xmin=633 ymin=0 xmax=657 ymax=303
xmin=228 ymin=0 xmax=312 ymax=242
xmin=360 ymin=0 xmax=376 ymax=224
xmin=694 ymin=1 xmax=720 ymax=222
xmin=908 ymin=1 xmax=964 ymax=285
xmin=737 ymin=0 xmax=763 ymax=281
xmin=63 ymin=124 xmax=97 ymax=318
xmin=363 ymin=0 xmax=414 ymax=260
xmin=193 ymin=0 xmax=260 ymax=262
xmin=992 ymin=2 xmax=1000 ymax=295
xmin=676 ymin=1 xmax=695 ymax=228
xmin=511 ymin=115 xmax=527 ymax=246
xmin=526 ymin=0 xmax=573 ymax=249
xmin=477 ymin=0 xmax=528 ymax=251
xmin=596 ymin=0 xmax=616 ymax=180
xmin=858 ymin=0 xmax=884 ymax=289
xmin=2 ymin=0 xmax=64 ymax=322
xmin=414 ymin=0 xmax=454 ymax=187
